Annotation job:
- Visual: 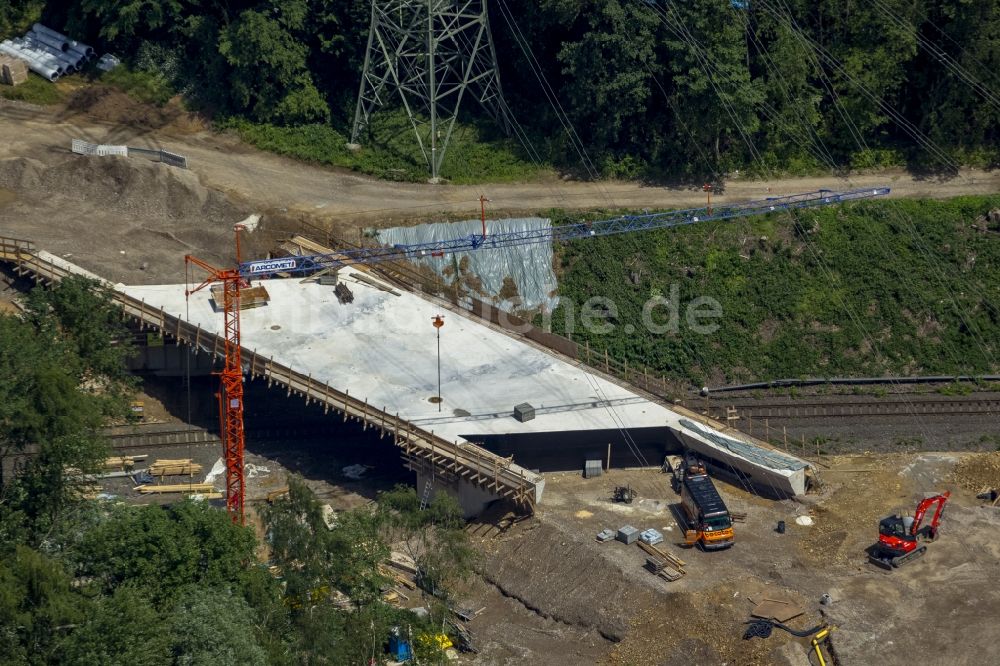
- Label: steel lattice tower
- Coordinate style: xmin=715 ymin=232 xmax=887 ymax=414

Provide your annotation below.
xmin=350 ymin=0 xmax=511 ymax=181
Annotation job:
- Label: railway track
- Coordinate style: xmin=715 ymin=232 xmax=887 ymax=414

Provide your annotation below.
xmin=103 ymin=424 xmax=342 ymax=451
xmin=702 ymin=397 xmax=1000 ymax=420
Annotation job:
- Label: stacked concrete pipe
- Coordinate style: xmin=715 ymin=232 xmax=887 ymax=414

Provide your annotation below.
xmin=0 ymin=40 xmax=61 ymax=80
xmin=12 ymin=37 xmax=70 ymax=74
xmin=33 ymin=24 xmax=95 ymax=62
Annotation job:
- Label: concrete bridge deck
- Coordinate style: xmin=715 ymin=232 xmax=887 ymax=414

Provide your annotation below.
xmin=1 ymin=235 xmax=543 ymax=512
xmin=2 ymin=233 xmax=814 ymax=512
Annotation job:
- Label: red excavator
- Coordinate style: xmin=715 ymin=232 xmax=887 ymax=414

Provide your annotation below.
xmin=869 ymin=492 xmax=950 ymax=569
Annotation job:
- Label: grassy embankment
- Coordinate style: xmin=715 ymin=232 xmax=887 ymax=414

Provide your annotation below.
xmin=548 ymin=196 xmax=1000 ymax=386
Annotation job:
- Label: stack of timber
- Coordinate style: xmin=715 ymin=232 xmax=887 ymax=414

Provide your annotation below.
xmin=637 ymin=539 xmax=686 ymax=582
xmin=378 ymin=559 xmax=416 ymax=607
xmin=379 ymin=564 xmax=416 ymax=590
xmin=148 ymin=459 xmax=202 ymax=476
xmin=135 ymin=482 xmax=219 ymax=498
xmin=387 ymin=551 xmax=418 ymax=576
xmin=104 ymin=455 xmax=147 ymax=471
xmin=210 ymin=284 xmax=270 ymax=310
xmin=75 ymin=483 xmax=103 ymax=500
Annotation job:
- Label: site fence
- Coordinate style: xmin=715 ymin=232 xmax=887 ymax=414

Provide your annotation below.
xmin=70 ymin=139 xmax=188 ymax=168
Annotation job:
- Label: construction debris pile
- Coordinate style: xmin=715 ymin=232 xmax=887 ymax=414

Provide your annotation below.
xmin=0 ymin=24 xmax=96 ymax=82
xmin=951 ymin=451 xmax=1000 ymax=492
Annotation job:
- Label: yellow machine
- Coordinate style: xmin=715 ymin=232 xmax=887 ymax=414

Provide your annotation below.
xmin=811 ymin=626 xmax=835 ymax=666
xmin=673 ymin=456 xmax=735 ymax=549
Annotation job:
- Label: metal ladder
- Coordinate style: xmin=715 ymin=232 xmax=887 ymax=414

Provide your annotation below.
xmin=419 ymin=479 xmax=434 ymax=511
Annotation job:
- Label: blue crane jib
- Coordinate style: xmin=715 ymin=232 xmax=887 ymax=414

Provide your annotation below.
xmin=241 ymin=187 xmax=890 ymax=278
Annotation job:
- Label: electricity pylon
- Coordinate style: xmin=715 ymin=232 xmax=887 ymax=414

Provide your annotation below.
xmin=350 ymin=0 xmax=511 ymax=181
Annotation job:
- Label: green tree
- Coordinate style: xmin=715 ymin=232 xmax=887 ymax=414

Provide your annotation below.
xmin=167 ymin=587 xmax=268 ymax=666
xmin=218 ymin=4 xmax=330 ymax=125
xmin=263 ymin=476 xmax=389 ymax=609
xmin=0 ymin=0 xmax=44 ymax=39
xmin=554 ymin=0 xmax=660 ymax=163
xmin=906 ymin=0 xmax=1000 ymax=164
xmin=72 ymin=501 xmax=255 ymax=604
xmin=53 ymin=585 xmax=170 ymax=666
xmin=0 ymin=546 xmax=83 ymax=665
xmin=378 ymin=485 xmax=474 ymax=599
xmin=0 ymin=278 xmax=135 ymax=538
xmin=661 ymin=0 xmax=764 ymax=167
xmin=69 ymin=0 xmax=184 ymax=53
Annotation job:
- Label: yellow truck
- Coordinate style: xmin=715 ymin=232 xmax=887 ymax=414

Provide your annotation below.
xmin=672 ymin=457 xmax=735 ymax=550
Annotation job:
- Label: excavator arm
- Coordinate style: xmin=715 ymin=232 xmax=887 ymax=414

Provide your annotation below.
xmin=912 ymin=492 xmax=950 ymax=539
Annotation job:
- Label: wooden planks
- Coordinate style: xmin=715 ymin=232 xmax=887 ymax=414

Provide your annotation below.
xmin=636 ymin=540 xmax=686 ymax=581
xmin=148 ymin=459 xmax=202 ymax=476
xmin=136 ymin=483 xmax=215 ymax=494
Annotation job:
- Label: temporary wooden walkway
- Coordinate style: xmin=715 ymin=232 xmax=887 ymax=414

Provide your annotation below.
xmin=0 ymin=235 xmax=542 ymax=511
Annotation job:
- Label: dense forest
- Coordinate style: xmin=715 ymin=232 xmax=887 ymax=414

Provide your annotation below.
xmin=0 ymin=278 xmax=471 ymax=664
xmin=2 ymin=0 xmax=999 ymax=179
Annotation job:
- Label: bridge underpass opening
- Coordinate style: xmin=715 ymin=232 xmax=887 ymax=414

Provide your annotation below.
xmin=466 ymin=426 xmax=682 ymax=473
xmin=131 ymin=344 xmax=414 ymax=502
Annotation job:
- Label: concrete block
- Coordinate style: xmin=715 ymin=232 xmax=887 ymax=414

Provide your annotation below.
xmin=617 ymin=525 xmax=639 ymax=544
xmin=513 ymin=402 xmax=535 ymax=422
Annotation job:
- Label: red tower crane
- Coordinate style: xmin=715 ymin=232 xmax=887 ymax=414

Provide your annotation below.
xmin=185 ymin=227 xmax=247 ymax=524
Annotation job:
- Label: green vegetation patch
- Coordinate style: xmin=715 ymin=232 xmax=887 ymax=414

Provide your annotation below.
xmin=100 ymin=66 xmax=175 ymax=106
xmin=548 ymin=196 xmax=1000 ymax=385
xmin=0 ymin=74 xmax=64 ymax=105
xmin=223 ymin=110 xmax=547 ymax=184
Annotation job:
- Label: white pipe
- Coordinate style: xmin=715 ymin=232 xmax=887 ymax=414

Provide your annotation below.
xmin=27 ymin=35 xmax=84 ymax=68
xmin=30 ymin=30 xmax=68 ymax=53
xmin=68 ymin=43 xmax=95 ymax=59
xmin=9 ymin=39 xmax=65 ymax=75
xmin=33 ymin=24 xmax=94 ymax=58
xmin=0 ymin=41 xmax=59 ymax=81
xmin=31 ymin=23 xmax=67 ymax=42
xmin=11 ymin=39 xmax=63 ymax=73
xmin=16 ymin=37 xmax=65 ymax=68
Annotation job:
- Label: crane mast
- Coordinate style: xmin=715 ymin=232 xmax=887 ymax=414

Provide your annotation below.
xmin=185 ymin=227 xmax=247 ymax=524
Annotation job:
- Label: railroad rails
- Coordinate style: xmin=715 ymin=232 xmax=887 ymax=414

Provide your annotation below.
xmin=705 ymin=396 xmax=1000 ymax=420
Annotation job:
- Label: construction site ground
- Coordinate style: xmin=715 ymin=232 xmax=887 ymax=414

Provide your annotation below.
xmin=459 ymin=456 xmax=1000 ymax=665
xmin=5 ymin=90 xmax=1000 ymax=665
xmin=93 ymin=427 xmax=1000 ymax=666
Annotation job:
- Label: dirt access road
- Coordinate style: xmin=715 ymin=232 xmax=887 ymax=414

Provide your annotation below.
xmin=2 ymin=99 xmax=999 ymax=228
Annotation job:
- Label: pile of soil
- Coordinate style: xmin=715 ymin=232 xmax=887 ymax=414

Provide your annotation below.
xmin=0 ymin=155 xmax=241 ymax=225
xmin=951 ymin=451 xmax=1000 ymax=492
xmin=64 ymin=85 xmax=195 ymax=131
xmin=0 ymin=154 xmax=249 ymax=283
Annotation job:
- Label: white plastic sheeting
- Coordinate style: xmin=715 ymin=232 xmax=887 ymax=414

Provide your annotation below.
xmin=677 ymin=419 xmax=810 ymax=497
xmin=376 ymin=217 xmax=560 ymax=313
